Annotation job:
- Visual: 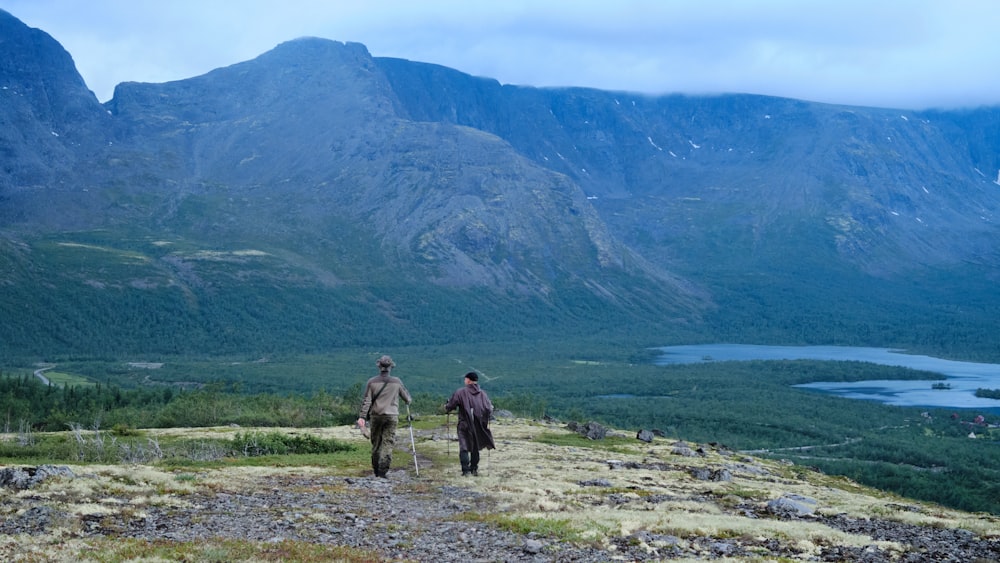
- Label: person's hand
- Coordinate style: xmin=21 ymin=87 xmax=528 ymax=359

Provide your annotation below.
xmin=357 ymin=418 xmax=366 ymax=429
xmin=407 ymin=414 xmax=414 ymax=421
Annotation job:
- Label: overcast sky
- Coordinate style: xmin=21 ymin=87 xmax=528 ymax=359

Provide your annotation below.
xmin=5 ymin=0 xmax=999 ymax=110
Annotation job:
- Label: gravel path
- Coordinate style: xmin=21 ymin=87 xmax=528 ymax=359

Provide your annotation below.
xmin=2 ymin=467 xmax=623 ymax=562
xmin=111 ymin=471 xmax=619 ymax=562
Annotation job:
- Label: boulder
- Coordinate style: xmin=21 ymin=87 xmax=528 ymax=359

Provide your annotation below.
xmin=567 ymin=421 xmax=607 ymax=440
xmin=766 ymin=494 xmax=817 ymax=518
xmin=0 ymin=465 xmax=75 ymax=490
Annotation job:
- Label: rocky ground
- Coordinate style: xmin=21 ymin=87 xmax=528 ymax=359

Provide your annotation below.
xmin=2 ymin=419 xmax=1000 ymax=561
xmin=1 ymin=464 xmax=624 ymax=562
xmin=4 ymin=466 xmax=1000 ymax=562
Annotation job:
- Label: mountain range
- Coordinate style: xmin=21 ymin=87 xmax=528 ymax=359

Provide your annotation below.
xmin=2 ymin=8 xmax=999 ymax=359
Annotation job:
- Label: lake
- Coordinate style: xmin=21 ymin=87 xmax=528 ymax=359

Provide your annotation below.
xmin=655 ymin=344 xmax=1000 ymax=411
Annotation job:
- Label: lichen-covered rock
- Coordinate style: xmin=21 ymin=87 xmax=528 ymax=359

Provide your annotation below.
xmin=0 ymin=465 xmax=75 ymax=490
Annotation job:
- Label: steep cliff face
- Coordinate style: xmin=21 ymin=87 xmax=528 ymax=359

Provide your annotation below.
xmin=0 ymin=9 xmax=103 ymax=126
xmin=377 ymin=59 xmax=1000 ymax=278
xmin=96 ymin=38 xmax=690 ymax=302
xmin=0 ymin=18 xmax=708 ymax=357
xmin=0 ymin=9 xmax=112 ymax=225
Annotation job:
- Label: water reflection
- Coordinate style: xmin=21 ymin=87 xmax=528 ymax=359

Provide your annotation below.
xmin=655 ymin=344 xmax=1000 ymax=411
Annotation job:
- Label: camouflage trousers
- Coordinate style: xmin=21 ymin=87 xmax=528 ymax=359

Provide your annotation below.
xmin=369 ymin=414 xmax=398 ymax=477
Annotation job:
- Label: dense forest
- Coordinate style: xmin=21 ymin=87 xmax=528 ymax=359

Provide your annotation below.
xmin=6 ymin=230 xmax=1000 ymax=364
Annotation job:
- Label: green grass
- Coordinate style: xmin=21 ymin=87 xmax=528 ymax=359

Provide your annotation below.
xmin=39 ymin=370 xmax=95 ymax=387
xmin=0 ymin=430 xmax=362 ymax=470
xmin=460 ymin=513 xmax=587 ymax=543
xmin=161 ymin=449 xmax=369 ymax=470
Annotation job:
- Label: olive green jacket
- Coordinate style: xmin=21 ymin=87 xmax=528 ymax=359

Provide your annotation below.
xmin=359 ymin=372 xmax=412 ymax=419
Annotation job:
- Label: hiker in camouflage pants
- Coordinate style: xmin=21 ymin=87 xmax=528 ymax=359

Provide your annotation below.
xmin=357 ymin=355 xmax=412 ymax=478
xmin=368 ymin=415 xmax=398 ymax=477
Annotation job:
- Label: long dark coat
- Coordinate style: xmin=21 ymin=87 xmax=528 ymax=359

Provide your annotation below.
xmin=445 ymin=383 xmax=496 ymax=451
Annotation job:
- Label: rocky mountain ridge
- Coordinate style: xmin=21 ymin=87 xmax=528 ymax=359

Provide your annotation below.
xmin=2 ymin=7 xmax=1000 ymax=355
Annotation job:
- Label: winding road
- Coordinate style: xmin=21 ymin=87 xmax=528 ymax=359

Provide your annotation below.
xmin=33 ymin=366 xmax=53 ymax=386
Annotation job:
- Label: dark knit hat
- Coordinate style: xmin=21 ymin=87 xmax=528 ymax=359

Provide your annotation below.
xmin=465 ymin=371 xmax=479 ymax=382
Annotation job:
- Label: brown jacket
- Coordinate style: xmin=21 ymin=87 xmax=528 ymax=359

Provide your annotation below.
xmin=359 ymin=373 xmax=412 ymax=419
xmin=445 ymin=383 xmax=495 ymax=451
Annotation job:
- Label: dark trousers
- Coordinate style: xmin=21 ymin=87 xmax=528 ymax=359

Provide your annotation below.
xmin=369 ymin=414 xmax=398 ymax=477
xmin=459 ymin=449 xmax=480 ymax=475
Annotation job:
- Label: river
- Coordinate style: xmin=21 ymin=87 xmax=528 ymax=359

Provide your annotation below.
xmin=654 ymin=344 xmax=1000 ymax=411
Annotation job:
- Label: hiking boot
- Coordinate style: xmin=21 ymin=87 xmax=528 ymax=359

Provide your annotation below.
xmin=459 ymin=451 xmax=472 ymax=475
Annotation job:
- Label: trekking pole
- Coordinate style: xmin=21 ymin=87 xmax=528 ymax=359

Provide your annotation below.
xmin=406 ymin=404 xmax=419 ymax=476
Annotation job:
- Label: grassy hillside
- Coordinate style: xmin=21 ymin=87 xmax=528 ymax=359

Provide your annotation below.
xmin=2 ymin=418 xmax=999 ymax=561
xmin=0 ymin=232 xmax=699 ymax=360
xmin=4 ymin=341 xmax=1000 ymax=517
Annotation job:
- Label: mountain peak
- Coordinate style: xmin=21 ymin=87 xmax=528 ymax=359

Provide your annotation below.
xmin=0 ymin=8 xmax=100 ymax=120
xmin=271 ymin=36 xmax=371 ymax=55
xmin=0 ymin=9 xmax=110 ymax=205
xmin=2 ymin=8 xmax=1000 ymax=358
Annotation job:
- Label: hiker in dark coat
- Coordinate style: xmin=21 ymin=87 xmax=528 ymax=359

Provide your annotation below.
xmin=444 ymin=371 xmax=495 ymax=476
xmin=357 ymin=355 xmax=412 ymax=478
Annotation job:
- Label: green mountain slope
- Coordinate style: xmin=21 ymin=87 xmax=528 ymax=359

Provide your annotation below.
xmin=2 ymin=8 xmax=1000 ymax=359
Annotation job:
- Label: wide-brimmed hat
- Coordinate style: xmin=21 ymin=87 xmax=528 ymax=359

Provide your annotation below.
xmin=376 ymin=355 xmax=395 ymax=370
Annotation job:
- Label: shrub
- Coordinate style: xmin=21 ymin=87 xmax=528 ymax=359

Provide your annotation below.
xmin=229 ymin=431 xmax=354 ymax=457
